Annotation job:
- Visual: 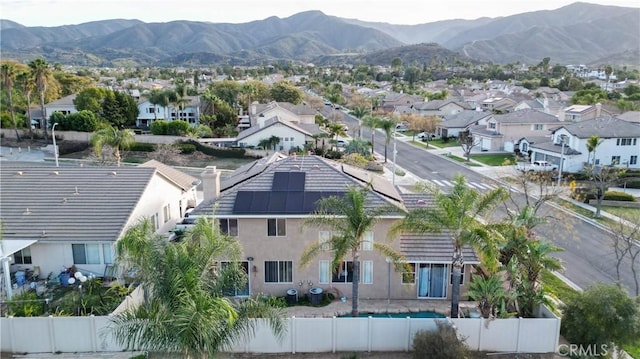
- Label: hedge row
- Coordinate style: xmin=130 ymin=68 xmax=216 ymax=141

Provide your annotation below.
xmin=184 ymin=140 xmax=247 ymax=158
xmin=129 ymin=142 xmax=157 ymax=152
xmin=604 ymin=191 xmax=636 ymax=202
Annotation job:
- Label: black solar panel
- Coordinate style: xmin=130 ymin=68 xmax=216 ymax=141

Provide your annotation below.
xmin=268 ymin=191 xmax=287 ymax=212
xmin=233 ymin=191 xmax=253 ymax=213
xmin=285 ymin=191 xmax=303 ymax=212
xmin=289 ymin=172 xmax=306 ymax=191
xmin=272 ymin=172 xmax=290 ymax=191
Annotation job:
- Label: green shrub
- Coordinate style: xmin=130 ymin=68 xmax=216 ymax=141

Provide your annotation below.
xmin=129 ymin=142 xmax=156 ymax=152
xmin=167 ymin=120 xmax=190 ymax=136
xmin=150 ymin=120 xmax=169 ymax=135
xmin=7 ymin=291 xmax=46 ymax=317
xmin=604 ymin=190 xmax=636 ymax=202
xmin=185 ymin=140 xmax=247 ymax=158
xmin=365 ymin=161 xmax=383 ymax=172
xmin=412 ymin=320 xmax=468 ymax=359
xmin=178 ymin=143 xmax=197 ymax=154
xmin=625 ymin=180 xmax=640 ymax=189
xmin=58 ymin=141 xmax=89 ymax=155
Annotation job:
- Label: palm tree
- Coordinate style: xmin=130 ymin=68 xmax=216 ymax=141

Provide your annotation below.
xmin=361 ymin=115 xmax=380 ymax=156
xmin=90 ymin=126 xmax=135 ymax=167
xmin=300 ymin=185 xmax=404 ymax=317
xmin=327 ymin=122 xmax=346 ymax=148
xmin=1 ymin=63 xmax=20 ymax=141
xmin=17 ymin=70 xmax=36 ymax=140
xmin=392 ymin=175 xmax=508 ymax=318
xmin=28 ymin=58 xmax=52 ymax=141
xmin=377 ymin=118 xmax=396 ymax=163
xmin=350 ymin=106 xmax=370 ymax=139
xmin=148 ymin=89 xmax=163 ymax=122
xmin=326 ymin=92 xmax=341 ymax=122
xmin=586 ymin=135 xmax=603 ymax=165
xmin=467 ymin=274 xmax=505 ymax=318
xmin=110 ymin=218 xmax=285 ymax=358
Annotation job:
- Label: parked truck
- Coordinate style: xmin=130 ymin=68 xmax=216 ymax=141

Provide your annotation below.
xmin=516 ymin=160 xmax=558 ymax=172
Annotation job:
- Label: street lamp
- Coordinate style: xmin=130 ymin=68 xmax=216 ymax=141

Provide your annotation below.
xmin=51 ymin=122 xmax=59 ymax=167
xmin=557 ymin=135 xmax=567 ymax=188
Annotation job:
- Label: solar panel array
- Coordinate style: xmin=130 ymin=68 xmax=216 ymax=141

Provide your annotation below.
xmin=233 ymin=190 xmax=344 ymax=214
xmin=272 ymin=171 xmax=306 ymax=191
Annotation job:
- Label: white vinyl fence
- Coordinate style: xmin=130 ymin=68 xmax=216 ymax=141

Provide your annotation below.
xmin=1 ymin=309 xmax=560 ymax=354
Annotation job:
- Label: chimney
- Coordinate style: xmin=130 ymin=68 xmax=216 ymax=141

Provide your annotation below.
xmin=201 ymin=166 xmax=221 ymax=202
xmin=595 ymin=103 xmax=602 ymax=118
xmin=558 ymin=108 xmax=566 ymax=122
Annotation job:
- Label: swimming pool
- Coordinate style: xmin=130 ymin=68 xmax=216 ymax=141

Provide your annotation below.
xmin=338 ymin=311 xmax=445 ymax=318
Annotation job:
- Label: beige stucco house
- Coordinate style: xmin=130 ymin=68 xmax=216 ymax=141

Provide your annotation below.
xmin=191 ymin=154 xmax=478 ymax=301
xmin=470 ymin=109 xmax=561 ymax=151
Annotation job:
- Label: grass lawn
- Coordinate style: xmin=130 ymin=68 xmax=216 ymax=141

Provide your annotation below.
xmin=601 ymin=205 xmax=640 ymax=219
xmin=444 ymin=154 xmax=482 ymax=166
xmin=540 ymin=270 xmax=578 ymax=305
xmin=470 ymin=153 xmax=517 ymax=166
xmin=428 ymin=138 xmax=460 ymax=148
xmin=624 ymin=342 xmax=640 ymax=359
xmin=555 ymin=199 xmax=616 ymax=227
xmin=409 ymin=140 xmax=430 ymax=149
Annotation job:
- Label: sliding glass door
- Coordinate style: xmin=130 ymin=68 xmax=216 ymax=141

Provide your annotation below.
xmin=417 ymin=263 xmax=447 ymax=299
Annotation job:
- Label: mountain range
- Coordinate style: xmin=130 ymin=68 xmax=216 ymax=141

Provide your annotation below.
xmin=1 ymin=2 xmax=638 ymax=67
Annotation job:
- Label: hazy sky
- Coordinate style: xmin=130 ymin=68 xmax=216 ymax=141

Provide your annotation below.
xmin=2 ymin=0 xmax=639 ymax=27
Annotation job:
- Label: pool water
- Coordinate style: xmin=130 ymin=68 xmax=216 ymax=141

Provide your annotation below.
xmin=339 ymin=311 xmax=445 ymax=318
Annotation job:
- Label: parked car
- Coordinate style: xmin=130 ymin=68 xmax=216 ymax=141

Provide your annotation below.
xmin=516 ymin=160 xmax=558 ymax=172
xmin=416 ymin=132 xmax=435 ymax=140
xmin=395 ymin=123 xmax=408 ymax=132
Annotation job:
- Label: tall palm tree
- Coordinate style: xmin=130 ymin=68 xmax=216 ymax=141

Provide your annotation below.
xmin=110 ymin=218 xmax=285 ymax=358
xmin=466 ymin=274 xmax=505 ymax=318
xmin=28 ymin=58 xmax=52 ymax=141
xmin=361 ymin=115 xmax=380 ymax=156
xmin=1 ymin=63 xmax=20 ymax=141
xmin=301 ymin=185 xmax=404 ymax=317
xmin=327 ymin=122 xmax=347 ymax=147
xmin=90 ymin=126 xmax=135 ymax=167
xmin=378 ymin=118 xmax=396 ymax=163
xmin=392 ymin=175 xmax=508 ymax=318
xmin=586 ymin=135 xmax=603 ymax=165
xmin=17 ymin=70 xmax=36 ymax=140
xmin=148 ymin=89 xmax=162 ymax=122
xmin=349 ymin=106 xmax=370 ymax=139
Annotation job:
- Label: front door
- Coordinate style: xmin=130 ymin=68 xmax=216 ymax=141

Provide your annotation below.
xmin=417 ymin=263 xmax=447 ymax=299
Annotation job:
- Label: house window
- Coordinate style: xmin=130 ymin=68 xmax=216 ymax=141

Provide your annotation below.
xmin=152 ymin=213 xmax=159 ymax=230
xmin=488 ymin=123 xmax=496 ymax=129
xmin=630 ymin=156 xmax=638 ymax=165
xmin=362 ymin=260 xmax=373 ymax=284
xmin=319 ymin=260 xmax=330 ymax=284
xmin=617 ymin=138 xmax=635 ymax=146
xmin=449 ymin=265 xmax=465 ymax=285
xmin=72 ymin=244 xmax=101 ymax=265
xmin=103 ymin=244 xmax=114 ymax=265
xmin=332 ymin=261 xmax=354 ymax=283
xmin=163 ymin=204 xmax=171 ymax=223
xmin=533 ymin=124 xmax=544 ymax=131
xmin=417 ymin=263 xmax=448 ymax=298
xmin=361 ymin=231 xmax=373 ymax=251
xmin=267 ymin=218 xmax=286 ymax=236
xmin=13 ymin=248 xmax=32 ymax=265
xmin=147 ymin=107 xmax=155 ymax=114
xmin=220 ymin=261 xmax=250 ymax=296
xmin=264 ymin=261 xmax=293 ymax=283
xmin=219 ymin=218 xmax=238 ymax=236
xmin=402 ymin=263 xmax=416 ymax=284
xmin=319 ymin=231 xmax=331 ymax=251
xmin=612 ymin=156 xmax=621 ymax=165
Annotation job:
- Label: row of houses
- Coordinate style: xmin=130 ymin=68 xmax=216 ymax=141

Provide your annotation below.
xmin=1 ymin=155 xmax=476 ymax=303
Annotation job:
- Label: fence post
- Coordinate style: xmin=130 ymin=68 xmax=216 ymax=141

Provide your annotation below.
xmin=8 ymin=317 xmax=16 ymax=353
xmin=367 ymin=316 xmax=373 ymax=352
xmin=516 ymin=317 xmax=523 ymax=352
xmin=90 ymin=315 xmax=97 ymax=352
xmin=405 ymin=317 xmax=411 ymax=352
xmin=48 ymin=315 xmax=56 ymax=353
xmin=332 ymin=316 xmax=337 ymax=353
xmin=478 ymin=318 xmax=484 ymax=351
xmin=291 ymin=316 xmax=296 ymax=354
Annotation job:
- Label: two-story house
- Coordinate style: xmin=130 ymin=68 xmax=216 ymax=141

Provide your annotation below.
xmin=379 ymin=93 xmax=423 ymax=113
xmin=480 ymin=97 xmax=518 ymax=113
xmin=529 ymin=117 xmax=640 ymax=173
xmin=413 ymin=99 xmax=473 ymax=118
xmin=136 ymin=96 xmax=201 ymax=129
xmin=470 ymin=109 xmax=560 ymax=151
xmin=436 ymin=110 xmax=492 ymax=139
xmin=189 ymin=155 xmax=479 ymax=301
xmin=558 ymin=103 xmax=612 ymax=122
xmin=0 ymin=161 xmax=199 ymax=294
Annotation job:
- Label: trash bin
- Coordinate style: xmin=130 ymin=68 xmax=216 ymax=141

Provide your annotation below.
xmin=15 ymin=271 xmax=26 ymax=286
xmin=59 ymin=272 xmax=71 ymax=287
xmin=286 ymin=289 xmax=298 ymax=305
xmin=309 ymin=287 xmax=323 ymax=305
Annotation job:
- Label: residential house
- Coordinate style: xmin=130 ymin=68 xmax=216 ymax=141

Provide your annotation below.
xmin=615 ymin=111 xmax=640 ymax=125
xmin=558 ymin=103 xmax=612 ymax=122
xmin=0 ymin=161 xmax=199 ymax=287
xmin=190 ymin=155 xmax=479 ymax=301
xmin=437 ymin=110 xmax=492 ymax=139
xmin=480 ymin=97 xmax=518 ymax=113
xmin=235 ymin=116 xmax=324 ymax=152
xmin=248 ymin=102 xmax=317 ymax=126
xmin=514 ymin=97 xmax=564 ymax=116
xmin=470 ymin=109 xmax=560 ymax=151
xmin=529 ymin=117 xmax=640 ymax=173
xmin=33 ymin=94 xmax=79 ymax=127
xmin=379 ymin=93 xmax=423 ymax=113
xmin=413 ymin=99 xmax=473 ymax=118
xmin=136 ymin=95 xmax=201 ymax=129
